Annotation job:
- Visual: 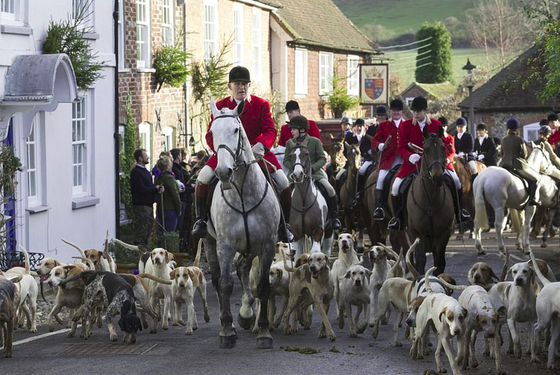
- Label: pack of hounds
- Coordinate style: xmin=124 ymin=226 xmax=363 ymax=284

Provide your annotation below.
xmin=1 ymin=232 xmax=560 ymax=375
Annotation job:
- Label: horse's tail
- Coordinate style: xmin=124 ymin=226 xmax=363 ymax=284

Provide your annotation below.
xmin=509 ymin=208 xmax=522 ymax=233
xmin=473 ymin=176 xmax=489 ymax=231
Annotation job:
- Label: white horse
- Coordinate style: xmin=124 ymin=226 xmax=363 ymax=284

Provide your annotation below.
xmin=205 ymin=100 xmax=280 ymax=349
xmin=287 ymin=143 xmax=333 ymax=258
xmin=473 ymin=143 xmax=558 ymax=255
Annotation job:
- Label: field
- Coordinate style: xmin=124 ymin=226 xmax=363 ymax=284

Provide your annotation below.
xmin=384 ymin=48 xmax=518 ymax=88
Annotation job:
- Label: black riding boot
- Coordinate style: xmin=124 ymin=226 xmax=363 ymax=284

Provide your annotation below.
xmin=279 ymin=188 xmax=295 ymax=242
xmin=373 ymin=189 xmax=385 ymax=220
xmin=387 ymin=195 xmax=404 ymax=230
xmin=470 ymin=173 xmax=477 ymax=185
xmin=351 ymin=173 xmax=367 ymax=209
xmin=528 ymin=180 xmax=541 ymax=206
xmin=192 ymin=183 xmax=209 ymax=237
xmin=455 ymin=188 xmax=471 ymax=223
xmin=327 ymin=195 xmax=342 ymax=230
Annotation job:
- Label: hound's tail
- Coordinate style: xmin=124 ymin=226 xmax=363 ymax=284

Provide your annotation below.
xmin=114 ymin=238 xmax=140 ymax=251
xmin=72 ymin=256 xmax=95 ymax=270
xmin=137 ymin=273 xmax=172 ymax=285
xmin=425 ymin=267 xmax=436 ymax=294
xmin=473 ymin=176 xmax=489 ymax=231
xmin=61 ymin=238 xmax=86 ymax=258
xmin=405 ymin=238 xmax=421 ymax=279
xmin=528 ymin=250 xmax=551 ymax=288
xmin=435 ymin=273 xmax=468 ymax=291
xmin=17 ymin=244 xmax=31 ymax=275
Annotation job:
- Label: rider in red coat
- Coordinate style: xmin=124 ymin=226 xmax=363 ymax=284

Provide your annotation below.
xmin=192 ymin=66 xmax=294 ymax=242
xmin=277 ymin=100 xmax=322 ymax=147
xmin=370 ymin=99 xmax=404 ymax=220
xmin=387 ymin=96 xmax=442 ymax=230
xmin=548 ymin=113 xmax=560 ymax=149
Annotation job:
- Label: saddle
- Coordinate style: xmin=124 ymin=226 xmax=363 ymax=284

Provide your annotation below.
xmin=502 ymin=165 xmax=530 ymax=192
xmin=381 ymin=164 xmax=402 ymax=203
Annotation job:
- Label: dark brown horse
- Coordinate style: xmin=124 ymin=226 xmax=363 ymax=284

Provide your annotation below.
xmin=407 ymin=127 xmax=454 ymax=275
xmin=340 ymin=144 xmax=361 ymax=231
xmin=325 ymin=135 xmax=346 ymax=190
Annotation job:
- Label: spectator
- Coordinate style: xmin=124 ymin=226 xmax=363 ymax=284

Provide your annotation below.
xmin=170 ymin=148 xmax=188 ymax=232
xmin=155 ymin=155 xmax=181 ymax=237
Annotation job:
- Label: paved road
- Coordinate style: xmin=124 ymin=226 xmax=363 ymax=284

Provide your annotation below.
xmin=4 ymin=231 xmax=559 ymax=375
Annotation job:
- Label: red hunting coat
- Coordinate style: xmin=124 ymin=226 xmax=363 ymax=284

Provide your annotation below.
xmin=371 ymin=119 xmax=401 ymax=170
xmin=396 ymin=117 xmax=442 ymax=178
xmin=205 ymin=95 xmax=282 ymax=171
xmin=442 ymin=133 xmax=456 ymax=171
xmin=277 ymin=120 xmax=322 ymax=147
xmin=549 ymin=129 xmax=560 ymax=148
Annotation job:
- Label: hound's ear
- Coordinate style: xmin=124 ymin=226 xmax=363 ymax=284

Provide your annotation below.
xmin=276 ymin=268 xmax=283 ymax=278
xmin=164 ymin=251 xmax=170 ymax=263
xmin=54 ymin=260 xmax=62 ymax=267
xmin=167 ymin=251 xmax=174 ymax=261
xmin=507 ymin=266 xmax=514 ymax=278
xmin=365 ymin=268 xmax=372 ymax=276
xmin=295 ymin=254 xmax=308 ymax=268
xmin=439 ymin=307 xmax=448 ymax=322
xmin=462 ymin=307 xmax=468 ymax=318
xmin=187 ymin=269 xmax=195 ymax=279
xmin=101 ymin=252 xmax=107 ymax=259
xmin=169 ymin=269 xmax=177 ymax=280
xmin=345 ymin=270 xmax=352 ymax=279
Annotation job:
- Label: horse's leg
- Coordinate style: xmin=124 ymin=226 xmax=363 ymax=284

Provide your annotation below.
xmin=415 ymin=236 xmax=428 ymax=275
xmin=494 ymin=207 xmax=507 ymax=253
xmin=292 ymin=238 xmax=304 ymax=259
xmin=237 ymin=256 xmax=255 ymax=330
xmin=216 ymin=241 xmax=236 ymax=349
xmin=433 ymin=234 xmax=449 ymax=276
xmin=256 ymin=240 xmax=275 ymax=348
xmin=311 ymin=228 xmax=324 ymax=254
xmin=523 ymin=206 xmax=536 ymax=254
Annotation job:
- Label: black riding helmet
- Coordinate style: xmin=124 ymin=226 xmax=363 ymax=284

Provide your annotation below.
xmin=288 ymin=115 xmax=309 ymax=131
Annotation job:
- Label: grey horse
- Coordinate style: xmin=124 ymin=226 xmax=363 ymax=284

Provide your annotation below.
xmin=205 ymin=100 xmax=280 ymax=349
xmin=288 ymin=143 xmax=333 ymax=257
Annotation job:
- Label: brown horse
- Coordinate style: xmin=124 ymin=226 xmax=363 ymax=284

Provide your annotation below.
xmin=407 ymin=127 xmax=454 ymax=275
xmin=340 ymin=143 xmax=361 ymax=231
xmin=325 ymin=135 xmax=347 ymax=190
xmin=453 ymin=158 xmax=487 ymax=240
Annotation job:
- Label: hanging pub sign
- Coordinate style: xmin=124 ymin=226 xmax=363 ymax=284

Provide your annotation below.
xmin=359 ymin=63 xmax=389 ymax=105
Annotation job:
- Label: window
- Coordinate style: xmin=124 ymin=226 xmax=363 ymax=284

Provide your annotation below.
xmin=233 ymin=3 xmax=243 ymax=66
xmin=26 ymin=114 xmax=45 ymax=207
xmin=203 ymin=0 xmax=217 ymax=60
xmin=347 ymin=55 xmax=359 ymax=96
xmin=319 ymin=52 xmax=334 ymax=95
xmin=136 ymin=0 xmax=151 ymax=68
xmin=1 ymin=0 xmax=16 ymax=20
xmin=139 ymin=123 xmax=152 ymax=168
xmin=1 ymin=0 xmax=25 ymax=25
xmin=117 ymin=0 xmax=125 ymax=69
xmin=161 ymin=0 xmax=173 ymax=46
xmin=294 ymin=48 xmax=308 ymax=95
xmin=72 ymin=96 xmax=88 ymax=195
xmin=72 ymin=0 xmax=94 ymax=30
xmin=252 ymin=8 xmax=262 ymax=82
xmin=523 ymin=122 xmax=540 ymax=142
xmin=162 ymin=126 xmax=174 ymax=151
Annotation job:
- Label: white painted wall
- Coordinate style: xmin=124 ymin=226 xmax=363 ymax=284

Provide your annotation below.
xmin=1 ymin=1 xmax=116 ymax=263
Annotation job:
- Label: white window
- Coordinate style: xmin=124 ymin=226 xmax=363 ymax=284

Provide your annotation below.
xmin=162 ymin=126 xmax=174 ymax=151
xmin=136 ymin=0 xmax=151 ymax=68
xmin=252 ymin=8 xmax=262 ymax=82
xmin=162 ymin=0 xmax=173 ymax=46
xmin=294 ymin=48 xmax=308 ymax=95
xmin=72 ymin=0 xmax=94 ymax=30
xmin=139 ymin=122 xmax=152 ymax=168
xmin=72 ymin=96 xmax=88 ymax=195
xmin=347 ymin=55 xmax=359 ymax=96
xmin=26 ymin=114 xmax=45 ymax=207
xmin=523 ymin=122 xmax=540 ymax=142
xmin=118 ymin=0 xmax=125 ymax=69
xmin=233 ymin=3 xmax=244 ymax=66
xmin=203 ymin=0 xmax=218 ymax=60
xmin=319 ymin=52 xmax=334 ymax=95
xmin=1 ymin=0 xmax=16 ymax=20
xmin=1 ymin=0 xmax=25 ymax=24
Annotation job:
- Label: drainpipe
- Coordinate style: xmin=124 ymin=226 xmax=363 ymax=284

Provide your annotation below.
xmin=113 ymin=0 xmax=120 ymax=239
xmin=183 ymin=2 xmax=189 ymax=150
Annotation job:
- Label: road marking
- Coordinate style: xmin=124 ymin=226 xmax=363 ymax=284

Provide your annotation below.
xmin=13 ymin=328 xmax=76 ymax=346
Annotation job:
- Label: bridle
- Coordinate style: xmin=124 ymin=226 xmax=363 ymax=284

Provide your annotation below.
xmin=290 ymin=144 xmax=312 ymax=183
xmin=421 ymin=136 xmax=446 ymax=183
xmin=213 ymin=114 xmax=246 ymax=170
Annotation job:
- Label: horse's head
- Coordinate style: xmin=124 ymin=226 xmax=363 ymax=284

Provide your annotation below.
xmin=289 ymin=144 xmax=311 ymax=184
xmin=421 ymin=126 xmax=446 ymax=185
xmin=528 ymin=141 xmax=552 ymax=174
xmin=210 ymin=99 xmax=249 ymax=183
xmin=329 ymin=137 xmax=346 ymax=169
xmin=345 ymin=143 xmax=361 ymax=170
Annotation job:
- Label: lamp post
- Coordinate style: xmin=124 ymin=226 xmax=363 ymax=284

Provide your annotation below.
xmin=462 ymin=58 xmax=477 ymax=138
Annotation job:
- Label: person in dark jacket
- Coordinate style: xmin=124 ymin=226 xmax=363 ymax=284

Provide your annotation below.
xmin=474 ymin=123 xmax=497 ymax=167
xmin=500 ymin=117 xmax=540 ymax=206
xmin=130 ymin=149 xmax=163 ymax=245
xmin=155 ymin=155 xmax=182 ymax=236
xmin=454 ymin=117 xmax=478 ymax=180
xmin=170 ymin=148 xmax=188 ymax=232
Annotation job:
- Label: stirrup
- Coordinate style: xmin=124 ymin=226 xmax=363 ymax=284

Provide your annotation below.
xmin=192 ymin=219 xmax=208 ymax=238
xmin=331 ymin=217 xmax=342 ymax=230
xmin=373 ymin=207 xmax=385 ymax=221
xmin=387 ymin=217 xmax=403 ymax=231
xmin=279 ymin=223 xmax=294 ymax=243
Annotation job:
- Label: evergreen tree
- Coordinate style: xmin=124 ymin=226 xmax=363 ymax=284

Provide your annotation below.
xmin=415 ymin=22 xmax=452 ymax=83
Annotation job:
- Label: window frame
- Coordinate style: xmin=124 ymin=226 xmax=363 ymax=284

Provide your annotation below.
xmin=161 ymin=0 xmax=173 ymax=46
xmin=25 ymin=112 xmax=46 ymax=208
xmin=319 ymin=52 xmax=334 ymax=96
xmin=139 ymin=122 xmax=152 ymax=169
xmin=162 ymin=126 xmax=174 ymax=151
xmin=117 ymin=0 xmax=125 ymax=69
xmin=1 ymin=0 xmax=26 ymax=26
xmin=136 ymin=0 xmax=151 ymax=69
xmin=72 ymin=0 xmax=95 ymax=31
xmin=233 ymin=3 xmax=244 ymax=66
xmin=294 ymin=48 xmax=308 ymax=96
xmin=203 ymin=0 xmax=218 ymax=60
xmin=347 ymin=55 xmax=359 ymax=96
xmin=523 ymin=122 xmax=540 ymax=142
xmin=71 ymin=93 xmax=93 ymax=197
xmin=252 ymin=7 xmax=262 ymax=83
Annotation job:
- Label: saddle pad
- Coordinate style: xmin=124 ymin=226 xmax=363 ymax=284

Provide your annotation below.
xmin=382 ymin=164 xmax=402 ymax=199
xmin=399 ymin=172 xmax=416 ymax=196
xmin=502 ymin=166 xmax=529 ymax=192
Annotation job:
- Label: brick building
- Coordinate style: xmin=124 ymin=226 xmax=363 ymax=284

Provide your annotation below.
xmin=458 ymin=46 xmax=559 ymax=141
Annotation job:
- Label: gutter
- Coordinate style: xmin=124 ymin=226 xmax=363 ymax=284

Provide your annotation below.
xmin=113 ymin=0 xmax=120 ymax=239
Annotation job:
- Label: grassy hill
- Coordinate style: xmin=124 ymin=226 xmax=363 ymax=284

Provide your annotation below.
xmin=333 ymin=0 xmax=477 ymax=38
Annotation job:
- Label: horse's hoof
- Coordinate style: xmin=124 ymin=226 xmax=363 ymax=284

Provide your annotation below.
xmin=257 ymin=336 xmax=273 ymax=349
xmin=237 ymin=314 xmax=254 ymax=330
xmin=477 ymin=250 xmax=486 ymax=256
xmin=541 ymin=242 xmax=547 ymax=248
xmin=219 ymin=335 xmax=237 ymax=349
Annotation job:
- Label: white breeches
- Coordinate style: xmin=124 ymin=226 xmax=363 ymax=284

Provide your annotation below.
xmin=197 ymin=164 xmax=290 ymax=191
xmin=335 ymin=168 xmax=346 ymax=180
xmin=467 ymin=160 xmax=478 ymax=175
xmin=445 ymin=169 xmax=462 ymax=189
xmin=376 ymin=156 xmax=403 ymax=190
xmin=359 ymin=161 xmax=373 ymax=175
xmin=391 ymin=177 xmax=403 ymax=196
xmin=316 ymin=178 xmax=336 ymax=197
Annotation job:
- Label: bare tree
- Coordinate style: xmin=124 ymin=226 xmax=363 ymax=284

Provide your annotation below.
xmin=467 ymin=0 xmax=537 ymax=69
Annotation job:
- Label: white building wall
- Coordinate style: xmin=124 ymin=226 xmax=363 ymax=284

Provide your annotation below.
xmin=1 ymin=1 xmax=116 ymax=263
